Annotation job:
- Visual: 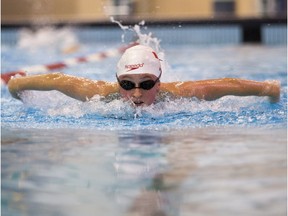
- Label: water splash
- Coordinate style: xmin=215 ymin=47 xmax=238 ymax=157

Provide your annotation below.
xmin=17 ymin=27 xmax=80 ymax=53
xmin=9 ymin=89 xmax=285 ymax=130
xmin=110 ymin=17 xmax=161 ymax=51
xmin=110 ymin=17 xmax=169 ymax=76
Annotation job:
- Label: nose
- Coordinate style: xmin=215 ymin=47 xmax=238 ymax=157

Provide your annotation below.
xmin=132 ymin=88 xmax=142 ymax=98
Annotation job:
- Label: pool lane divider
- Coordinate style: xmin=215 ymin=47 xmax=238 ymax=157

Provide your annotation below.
xmin=1 ymin=42 xmax=138 ymax=85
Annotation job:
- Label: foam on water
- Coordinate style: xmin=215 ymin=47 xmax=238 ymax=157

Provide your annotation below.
xmin=1 ymin=86 xmax=286 ymax=130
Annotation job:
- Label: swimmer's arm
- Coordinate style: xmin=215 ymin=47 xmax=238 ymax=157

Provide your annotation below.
xmin=7 ymin=73 xmax=119 ymax=101
xmin=160 ymin=78 xmax=280 ymax=103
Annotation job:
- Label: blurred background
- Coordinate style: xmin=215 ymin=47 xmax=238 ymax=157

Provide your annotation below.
xmin=2 ymin=0 xmax=287 ymax=25
xmin=2 ymin=0 xmax=286 ymax=45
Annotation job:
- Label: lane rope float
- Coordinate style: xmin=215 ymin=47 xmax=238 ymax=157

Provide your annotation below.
xmin=1 ymin=42 xmax=138 ymax=85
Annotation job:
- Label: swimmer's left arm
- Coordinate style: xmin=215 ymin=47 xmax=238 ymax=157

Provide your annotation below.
xmin=160 ymin=78 xmax=280 ymax=103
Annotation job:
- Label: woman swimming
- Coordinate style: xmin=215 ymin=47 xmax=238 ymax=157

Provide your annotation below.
xmin=8 ymin=45 xmax=280 ymax=106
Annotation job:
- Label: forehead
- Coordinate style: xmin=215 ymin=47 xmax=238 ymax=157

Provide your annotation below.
xmin=119 ymin=73 xmax=157 ymax=80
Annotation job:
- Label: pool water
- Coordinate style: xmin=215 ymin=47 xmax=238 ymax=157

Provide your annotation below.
xmin=1 ymin=27 xmax=287 ymax=216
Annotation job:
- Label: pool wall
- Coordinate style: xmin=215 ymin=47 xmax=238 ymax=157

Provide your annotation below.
xmin=1 ymin=18 xmax=287 ymax=45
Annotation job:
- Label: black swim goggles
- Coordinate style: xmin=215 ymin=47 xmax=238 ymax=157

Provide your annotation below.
xmin=116 ymin=74 xmax=161 ymax=91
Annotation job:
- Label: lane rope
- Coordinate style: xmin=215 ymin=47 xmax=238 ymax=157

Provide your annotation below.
xmin=1 ymin=42 xmax=138 ymax=85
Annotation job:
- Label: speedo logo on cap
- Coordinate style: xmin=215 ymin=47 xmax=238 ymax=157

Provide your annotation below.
xmin=125 ymin=63 xmax=144 ymax=72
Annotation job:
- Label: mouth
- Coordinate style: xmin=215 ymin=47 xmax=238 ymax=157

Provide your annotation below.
xmin=133 ymin=101 xmax=144 ymax=106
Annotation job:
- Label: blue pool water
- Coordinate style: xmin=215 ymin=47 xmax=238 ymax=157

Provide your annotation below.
xmin=1 ymin=26 xmax=287 ymax=216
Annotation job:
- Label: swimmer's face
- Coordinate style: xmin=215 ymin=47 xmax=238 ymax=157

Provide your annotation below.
xmin=117 ymin=73 xmax=160 ymax=106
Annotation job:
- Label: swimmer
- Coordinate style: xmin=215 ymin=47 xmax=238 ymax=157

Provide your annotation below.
xmin=7 ymin=45 xmax=280 ymax=106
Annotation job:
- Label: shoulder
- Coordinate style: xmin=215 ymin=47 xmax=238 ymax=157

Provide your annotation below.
xmin=160 ymin=81 xmax=201 ymax=97
xmin=82 ymin=80 xmax=119 ymax=97
xmin=160 ymin=82 xmax=187 ymax=95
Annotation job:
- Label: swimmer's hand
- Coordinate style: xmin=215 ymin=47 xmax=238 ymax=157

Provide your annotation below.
xmin=8 ymin=73 xmax=64 ymax=100
xmin=264 ymin=80 xmax=281 ymax=103
xmin=7 ymin=76 xmax=24 ymax=100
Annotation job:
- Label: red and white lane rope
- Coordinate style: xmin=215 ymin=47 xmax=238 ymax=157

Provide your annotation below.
xmin=1 ymin=42 xmax=138 ymax=85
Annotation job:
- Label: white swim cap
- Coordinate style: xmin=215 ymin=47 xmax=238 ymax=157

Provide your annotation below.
xmin=117 ymin=45 xmax=162 ymax=77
